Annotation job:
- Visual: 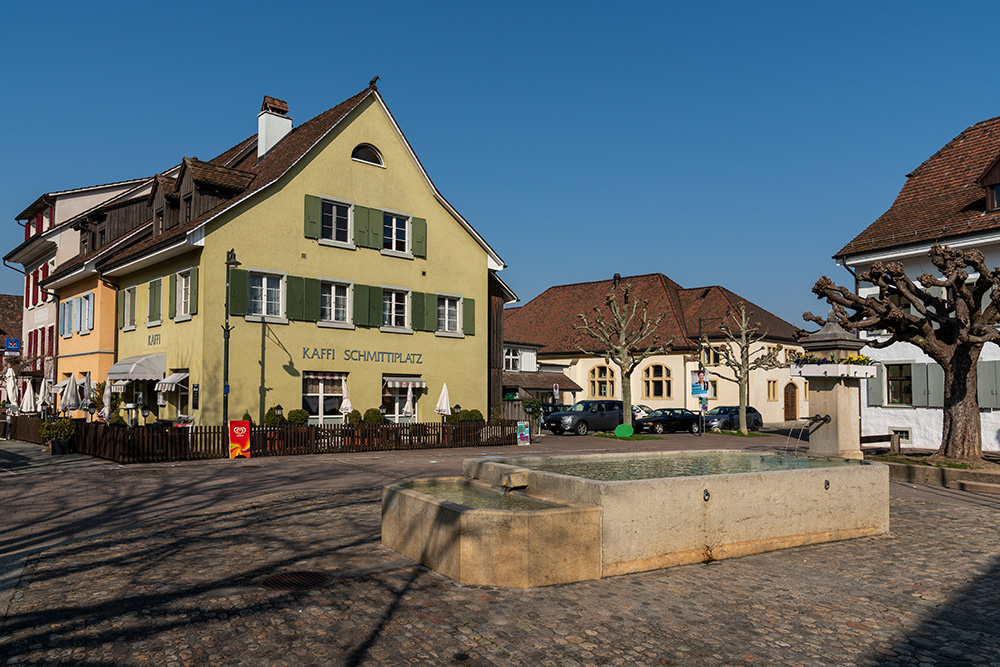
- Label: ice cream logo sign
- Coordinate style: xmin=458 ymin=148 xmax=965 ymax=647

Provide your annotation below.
xmin=229 ymin=421 xmax=250 ymax=459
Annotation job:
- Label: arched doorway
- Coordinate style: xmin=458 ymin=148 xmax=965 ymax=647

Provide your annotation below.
xmin=783 ymin=382 xmax=798 ymax=421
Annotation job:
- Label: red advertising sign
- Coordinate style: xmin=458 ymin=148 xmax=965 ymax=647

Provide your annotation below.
xmin=229 ymin=420 xmax=250 ymax=459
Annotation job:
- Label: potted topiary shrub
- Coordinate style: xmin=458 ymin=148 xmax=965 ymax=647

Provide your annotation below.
xmin=40 ymin=418 xmax=76 ymax=455
xmin=363 ymin=408 xmax=384 ymax=424
xmin=286 ymin=409 xmax=309 ymax=425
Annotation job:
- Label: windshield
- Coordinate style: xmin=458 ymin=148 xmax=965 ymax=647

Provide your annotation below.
xmin=568 ymin=402 xmax=593 ymax=412
xmin=706 ymin=407 xmax=728 ymax=416
xmin=650 ymin=409 xmax=671 ymax=417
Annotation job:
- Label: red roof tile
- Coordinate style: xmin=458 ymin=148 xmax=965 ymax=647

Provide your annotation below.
xmin=502 ymin=371 xmax=582 ymax=392
xmin=504 ymin=273 xmax=799 ymax=356
xmin=837 ymin=116 xmax=1000 ymax=258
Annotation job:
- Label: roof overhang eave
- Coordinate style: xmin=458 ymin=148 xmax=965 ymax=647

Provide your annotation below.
xmin=101 ymin=238 xmax=195 ymax=278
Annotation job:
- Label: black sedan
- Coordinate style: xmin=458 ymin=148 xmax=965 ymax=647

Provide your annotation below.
xmin=634 ymin=408 xmax=700 ymax=434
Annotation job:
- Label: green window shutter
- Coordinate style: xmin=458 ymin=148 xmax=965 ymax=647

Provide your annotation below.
xmin=129 ymin=290 xmax=136 ymax=327
xmin=353 ymin=205 xmax=369 ymax=247
xmin=286 ymin=275 xmax=305 ymax=320
xmin=169 ymin=274 xmax=177 ymax=319
xmin=412 ymin=292 xmax=425 ymax=331
xmin=304 ymin=195 xmax=321 ymax=239
xmin=189 ymin=267 xmax=199 ymax=315
xmin=303 ymin=278 xmax=320 ymax=322
xmin=229 ymin=268 xmax=248 ymax=317
xmin=148 ymin=280 xmax=159 ymax=322
xmin=463 ymin=297 xmax=475 ymax=335
xmin=867 ymin=364 xmax=883 ymax=407
xmin=369 ymin=208 xmax=384 ymax=249
xmin=928 ymin=363 xmax=944 ymax=408
xmin=412 ymin=217 xmax=427 ymax=258
xmin=353 ymin=282 xmax=370 ymax=326
xmin=912 ymin=364 xmax=928 ymax=408
xmin=426 ymin=293 xmax=438 ymax=332
xmin=116 ymin=290 xmax=124 ymax=329
xmin=370 ymin=285 xmax=382 ymax=326
xmin=978 ymin=361 xmax=999 ymax=409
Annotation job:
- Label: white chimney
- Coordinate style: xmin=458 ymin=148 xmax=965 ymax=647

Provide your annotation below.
xmin=257 ymin=96 xmax=292 ymax=159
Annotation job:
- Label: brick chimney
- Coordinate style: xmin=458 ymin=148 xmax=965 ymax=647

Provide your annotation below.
xmin=258 ymin=96 xmax=292 ymax=159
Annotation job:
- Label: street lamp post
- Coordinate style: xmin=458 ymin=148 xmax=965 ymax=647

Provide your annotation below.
xmin=223 ymin=249 xmax=241 ymax=426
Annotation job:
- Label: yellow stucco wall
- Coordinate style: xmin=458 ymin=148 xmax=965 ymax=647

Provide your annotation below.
xmin=116 ymin=96 xmax=491 ymax=424
xmin=55 ymin=275 xmax=118 ymax=414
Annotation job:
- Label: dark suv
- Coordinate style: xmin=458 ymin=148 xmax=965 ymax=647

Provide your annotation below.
xmin=704 ymin=406 xmax=763 ymax=431
xmin=545 ymin=400 xmax=624 ymax=436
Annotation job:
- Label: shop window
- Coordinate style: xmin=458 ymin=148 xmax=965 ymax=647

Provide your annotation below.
xmin=590 ymin=365 xmax=615 ymax=398
xmin=887 ymin=364 xmax=913 ymax=405
xmin=381 ymin=380 xmax=423 ymax=423
xmin=642 ymin=364 xmax=671 ymax=399
xmin=303 ymin=373 xmax=346 ymax=424
xmin=504 ymin=348 xmax=521 ymax=371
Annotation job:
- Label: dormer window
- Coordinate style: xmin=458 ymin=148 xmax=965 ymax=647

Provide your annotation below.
xmin=352 ymin=144 xmax=383 ymax=167
xmin=992 ymin=185 xmax=1000 ymax=211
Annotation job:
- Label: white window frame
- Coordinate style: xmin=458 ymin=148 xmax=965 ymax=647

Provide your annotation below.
xmin=246 ymin=268 xmax=288 ymax=324
xmin=79 ymin=292 xmax=93 ymax=336
xmin=504 ymin=348 xmax=521 ymax=372
xmin=351 ymin=143 xmax=385 ymax=168
xmin=435 ymin=293 xmax=464 ymax=338
xmin=176 ymin=270 xmax=192 ymax=322
xmin=318 ymin=277 xmax=354 ymax=330
xmin=380 ymin=286 xmax=411 ymax=333
xmin=381 ymin=209 xmax=412 ymax=259
xmin=303 ymin=373 xmax=347 ymax=425
xmin=123 ymin=286 xmax=136 ymax=331
xmin=318 ymin=196 xmax=355 ymax=250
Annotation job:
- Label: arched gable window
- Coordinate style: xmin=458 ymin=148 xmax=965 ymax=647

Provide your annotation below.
xmin=589 ymin=365 xmax=615 ymax=398
xmin=642 ymin=364 xmax=671 ymax=399
xmin=352 ymin=143 xmax=383 ymax=166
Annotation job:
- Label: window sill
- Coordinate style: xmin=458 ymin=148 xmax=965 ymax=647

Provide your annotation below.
xmin=318 ymin=239 xmax=356 ymax=251
xmin=318 ymin=320 xmax=355 ymax=330
xmin=174 ymin=314 xmax=192 ymax=323
xmin=880 ymin=404 xmax=915 ymax=409
xmin=147 ymin=320 xmax=161 ymax=328
xmin=122 ymin=326 xmax=136 ymax=332
xmin=380 ymin=326 xmax=413 ymax=335
xmin=380 ymin=249 xmax=413 ymax=260
xmin=435 ymin=330 xmax=465 ymax=339
xmin=79 ymin=329 xmax=91 ymax=337
xmin=246 ymin=315 xmax=289 ymax=325
xmin=352 ymin=157 xmax=386 ymax=169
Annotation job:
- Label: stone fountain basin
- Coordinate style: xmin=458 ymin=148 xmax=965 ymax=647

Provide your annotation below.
xmin=381 ymin=477 xmax=601 ymax=588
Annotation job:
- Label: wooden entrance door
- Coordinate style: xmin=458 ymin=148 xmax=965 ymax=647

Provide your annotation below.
xmin=783 ymin=383 xmax=798 ymax=421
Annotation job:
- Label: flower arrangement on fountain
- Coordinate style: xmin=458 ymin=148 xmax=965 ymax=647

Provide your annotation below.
xmin=789 ymin=353 xmax=878 ymax=378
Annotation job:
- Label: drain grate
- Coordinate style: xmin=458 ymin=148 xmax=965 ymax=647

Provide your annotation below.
xmin=258 ymin=571 xmax=332 ymax=591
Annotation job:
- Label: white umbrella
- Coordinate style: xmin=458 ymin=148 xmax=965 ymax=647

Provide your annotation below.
xmin=5 ymin=368 xmax=19 ymax=414
xmin=434 ymin=383 xmax=451 ymax=416
xmin=19 ymin=381 xmax=35 ymax=413
xmin=37 ymin=378 xmax=50 ymax=411
xmin=99 ymin=380 xmax=112 ymax=421
xmin=60 ymin=375 xmax=80 ymax=413
xmin=339 ymin=380 xmax=354 ymax=415
xmin=402 ymin=384 xmax=414 ymax=417
xmin=82 ymin=372 xmax=93 ymax=411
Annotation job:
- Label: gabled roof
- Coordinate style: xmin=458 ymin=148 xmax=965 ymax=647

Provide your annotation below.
xmin=503 ymin=273 xmax=799 ymax=356
xmin=180 ymin=157 xmax=255 ymax=192
xmin=836 ymin=115 xmax=1000 ymax=259
xmin=15 ymin=177 xmax=148 ymax=221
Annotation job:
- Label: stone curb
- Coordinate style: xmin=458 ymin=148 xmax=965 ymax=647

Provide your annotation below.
xmin=882 ymin=460 xmax=1000 ymax=487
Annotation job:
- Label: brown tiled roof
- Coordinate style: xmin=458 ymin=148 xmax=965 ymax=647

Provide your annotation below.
xmin=0 ymin=295 xmax=23 ymax=339
xmin=155 ymin=174 xmax=178 ymax=197
xmin=502 ymin=371 xmax=582 ymax=392
xmin=98 ymin=87 xmax=374 ymax=273
xmin=504 ymin=273 xmax=799 ymax=357
xmin=836 ymin=116 xmax=1000 ymax=258
xmin=261 ymin=96 xmax=289 ymax=114
xmin=183 ymin=157 xmax=255 ymax=192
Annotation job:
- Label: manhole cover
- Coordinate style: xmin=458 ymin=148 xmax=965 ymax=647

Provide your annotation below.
xmin=258 ymin=571 xmax=332 ymax=591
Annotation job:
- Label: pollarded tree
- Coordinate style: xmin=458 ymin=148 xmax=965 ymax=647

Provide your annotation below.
xmin=702 ymin=301 xmax=786 ymax=435
xmin=809 ymin=244 xmax=1000 ymax=461
xmin=575 ymin=279 xmax=673 ymax=427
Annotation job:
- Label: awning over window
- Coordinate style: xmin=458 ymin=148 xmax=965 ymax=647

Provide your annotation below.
xmin=111 ymin=380 xmax=130 ymax=393
xmin=384 ymin=376 xmax=427 ymax=389
xmin=107 ymin=353 xmax=166 ymax=381
xmin=304 ymin=372 xmax=346 ymax=380
xmin=155 ymin=372 xmax=189 ymax=392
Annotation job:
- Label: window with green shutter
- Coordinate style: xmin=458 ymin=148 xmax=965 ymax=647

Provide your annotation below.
xmin=353 ymin=282 xmax=370 ymax=326
xmin=304 ymin=195 xmax=322 ymax=239
xmin=229 ymin=268 xmax=248 ymax=317
xmin=117 ymin=290 xmax=124 ymax=329
xmin=148 ymin=279 xmax=162 ymax=323
xmin=412 ymin=217 xmax=427 ymax=258
xmin=463 ymin=297 xmax=475 ymax=335
xmin=169 ymin=274 xmax=177 ymax=319
xmin=189 ymin=267 xmax=199 ymax=315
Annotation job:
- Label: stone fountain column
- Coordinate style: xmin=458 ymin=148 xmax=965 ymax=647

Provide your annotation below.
xmin=791 ymin=317 xmax=875 ymax=460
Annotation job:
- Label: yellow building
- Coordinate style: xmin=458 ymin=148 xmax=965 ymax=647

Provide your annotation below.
xmin=87 ymin=85 xmax=512 ymax=425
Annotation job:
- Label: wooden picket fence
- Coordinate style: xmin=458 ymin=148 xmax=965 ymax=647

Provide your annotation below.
xmin=8 ymin=416 xmax=518 ymax=464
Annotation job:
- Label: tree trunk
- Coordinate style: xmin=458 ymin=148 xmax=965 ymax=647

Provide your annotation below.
xmin=938 ymin=346 xmax=984 ymax=460
xmin=738 ymin=374 xmax=749 ymax=435
xmin=621 ymin=369 xmax=634 ymax=428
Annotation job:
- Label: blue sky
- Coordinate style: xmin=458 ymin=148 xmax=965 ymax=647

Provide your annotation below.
xmin=3 ymin=1 xmax=1000 ymax=327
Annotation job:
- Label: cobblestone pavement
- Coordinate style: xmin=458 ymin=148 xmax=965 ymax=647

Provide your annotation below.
xmin=3 ymin=435 xmax=1000 ymax=665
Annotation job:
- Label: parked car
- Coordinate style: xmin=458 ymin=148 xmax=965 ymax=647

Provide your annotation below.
xmin=545 ymin=400 xmax=624 ymax=436
xmin=539 ymin=404 xmax=570 ymax=418
xmin=631 ymin=404 xmax=653 ymax=419
xmin=635 ymin=408 xmax=701 ymax=434
xmin=704 ymin=406 xmax=763 ymax=431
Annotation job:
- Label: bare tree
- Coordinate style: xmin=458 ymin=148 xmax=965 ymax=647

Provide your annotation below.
xmin=810 ymin=244 xmax=1000 ymax=461
xmin=575 ymin=279 xmax=672 ymax=428
xmin=702 ymin=302 xmax=785 ymax=435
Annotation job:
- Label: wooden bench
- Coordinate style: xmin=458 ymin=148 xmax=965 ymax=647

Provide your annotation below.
xmin=860 ymin=433 xmax=901 ymax=454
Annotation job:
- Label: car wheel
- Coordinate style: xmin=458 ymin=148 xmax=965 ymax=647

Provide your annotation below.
xmin=653 ymin=423 xmax=665 ymax=434
xmin=574 ymin=421 xmax=589 ymax=436
xmin=721 ymin=421 xmax=730 ymax=430
xmin=750 ymin=420 xmax=761 ymax=432
xmin=690 ymin=422 xmax=700 ymax=434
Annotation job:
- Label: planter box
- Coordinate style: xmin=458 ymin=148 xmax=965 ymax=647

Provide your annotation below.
xmin=791 ymin=364 xmax=878 ymax=379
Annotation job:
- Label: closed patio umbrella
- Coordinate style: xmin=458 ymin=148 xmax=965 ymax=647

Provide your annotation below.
xmin=434 ymin=383 xmax=451 ymax=416
xmin=36 ymin=378 xmax=50 ymax=411
xmin=402 ymin=384 xmax=414 ymax=417
xmin=339 ymin=380 xmax=353 ymax=415
xmin=81 ymin=372 xmax=93 ymax=411
xmin=99 ymin=380 xmax=112 ymax=421
xmin=19 ymin=381 xmax=35 ymax=414
xmin=5 ymin=368 xmax=19 ymax=414
xmin=59 ymin=375 xmax=80 ymax=414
